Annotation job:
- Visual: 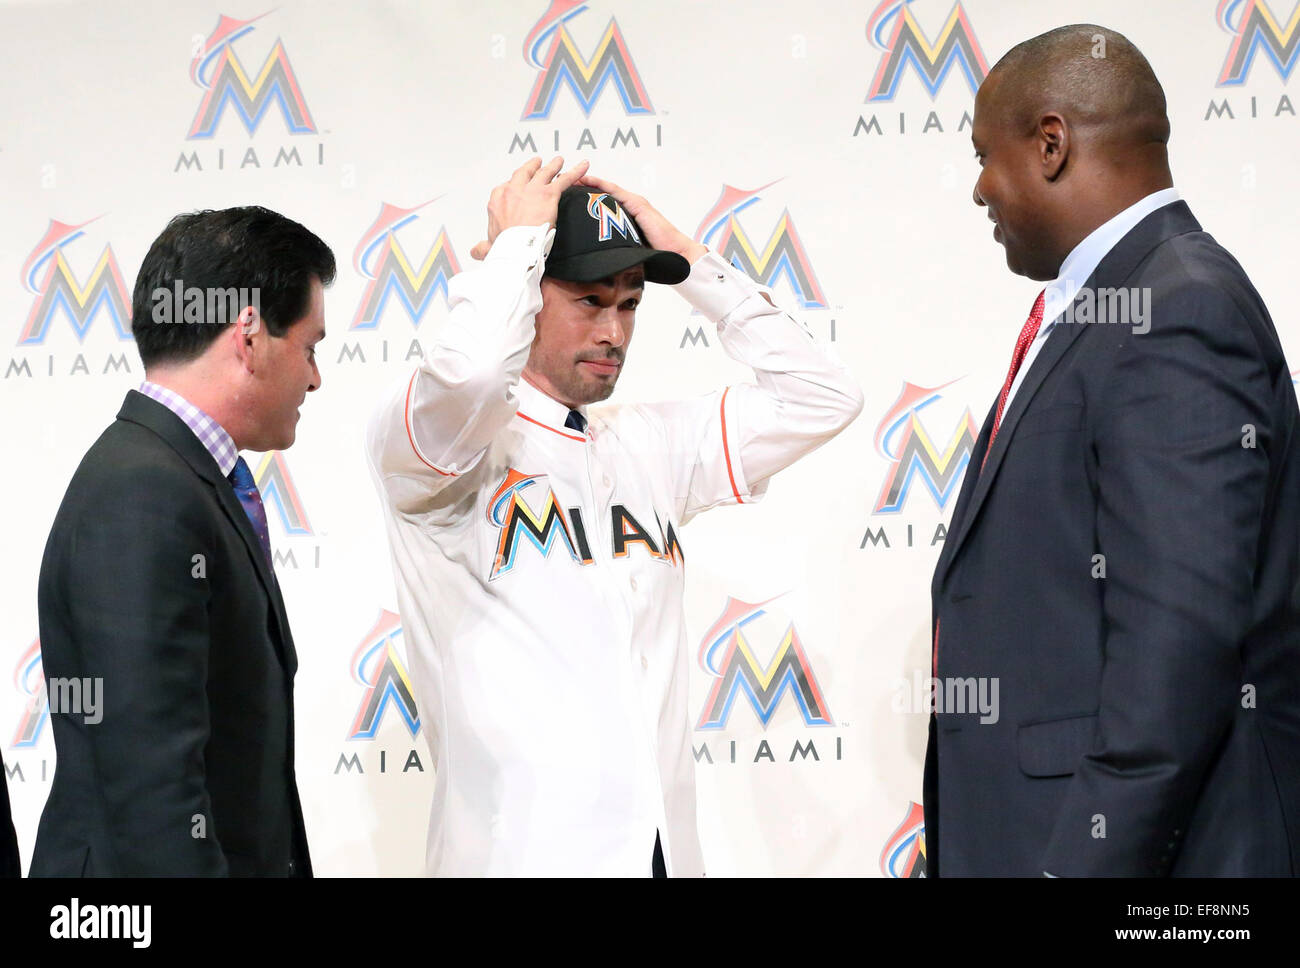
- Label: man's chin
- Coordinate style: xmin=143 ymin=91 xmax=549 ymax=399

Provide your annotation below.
xmin=581 ymin=382 xmax=617 ymax=404
xmin=1002 ymin=244 xmax=1057 ymax=282
xmin=569 ymin=372 xmax=619 ymax=404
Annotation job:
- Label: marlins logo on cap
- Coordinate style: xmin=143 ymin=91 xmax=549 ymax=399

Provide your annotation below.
xmin=545 ymin=185 xmax=690 ymax=284
xmin=586 ymin=193 xmax=641 ymax=243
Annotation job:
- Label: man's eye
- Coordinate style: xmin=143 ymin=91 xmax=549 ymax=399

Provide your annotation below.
xmin=582 ymin=295 xmax=601 ymax=306
xmin=623 ymin=300 xmax=639 ymax=311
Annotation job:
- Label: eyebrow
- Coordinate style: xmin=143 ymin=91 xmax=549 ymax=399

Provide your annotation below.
xmin=593 ymin=274 xmax=645 ymax=290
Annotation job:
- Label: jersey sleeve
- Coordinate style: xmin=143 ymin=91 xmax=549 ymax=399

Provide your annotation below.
xmin=646 ymin=251 xmax=864 ymax=524
xmin=366 ymin=225 xmax=552 ymax=514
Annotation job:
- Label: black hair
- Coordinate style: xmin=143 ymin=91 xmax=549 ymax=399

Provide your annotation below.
xmin=130 ymin=206 xmax=335 ymax=367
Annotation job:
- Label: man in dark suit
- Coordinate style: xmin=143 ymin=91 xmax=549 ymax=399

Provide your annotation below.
xmin=31 ymin=207 xmax=334 ymax=876
xmin=1 ymin=754 xmax=18 ymax=876
xmin=925 ymin=25 xmax=1300 ymax=876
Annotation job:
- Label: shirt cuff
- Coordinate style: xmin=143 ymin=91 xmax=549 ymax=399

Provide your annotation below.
xmin=485 ymin=224 xmax=555 ymax=273
xmin=674 ymin=250 xmax=761 ymax=323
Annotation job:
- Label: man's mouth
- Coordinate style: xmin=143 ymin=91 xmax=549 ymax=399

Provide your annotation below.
xmin=579 ymin=358 xmax=621 ymax=374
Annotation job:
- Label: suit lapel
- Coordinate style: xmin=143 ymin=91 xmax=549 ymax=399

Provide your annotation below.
xmin=117 ymin=391 xmax=297 ymax=675
xmin=209 ymin=474 xmax=298 ymax=676
xmin=933 ymin=201 xmax=1204 ymax=589
xmin=932 ymin=401 xmax=995 ymax=592
xmin=935 ymin=316 xmax=1089 ymax=586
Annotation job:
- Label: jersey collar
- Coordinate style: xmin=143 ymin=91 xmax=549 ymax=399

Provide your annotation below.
xmin=517 ymin=375 xmax=588 ymax=443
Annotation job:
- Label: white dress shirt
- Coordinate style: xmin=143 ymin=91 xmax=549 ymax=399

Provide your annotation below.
xmin=366 ymin=225 xmax=863 ymax=876
xmin=1004 ymin=187 xmax=1182 ymax=408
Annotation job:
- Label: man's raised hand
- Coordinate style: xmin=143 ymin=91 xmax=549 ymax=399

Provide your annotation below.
xmin=576 ymin=174 xmax=708 ymax=266
xmin=470 ymin=156 xmax=590 ymax=260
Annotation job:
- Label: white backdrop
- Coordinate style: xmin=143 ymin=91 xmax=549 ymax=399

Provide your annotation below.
xmin=1 ymin=0 xmax=1296 ymax=875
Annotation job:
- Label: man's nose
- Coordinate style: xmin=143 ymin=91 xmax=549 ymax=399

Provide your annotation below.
xmin=595 ymin=310 xmax=626 ymax=347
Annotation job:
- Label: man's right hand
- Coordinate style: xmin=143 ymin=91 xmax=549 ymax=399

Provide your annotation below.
xmin=470 ymin=156 xmax=589 ymax=260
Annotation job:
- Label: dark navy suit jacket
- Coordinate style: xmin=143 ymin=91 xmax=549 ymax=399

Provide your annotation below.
xmin=925 ymin=202 xmax=1300 ymax=876
xmin=1 ymin=753 xmax=18 ymax=876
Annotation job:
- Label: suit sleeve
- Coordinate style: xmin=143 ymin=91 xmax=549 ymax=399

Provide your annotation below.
xmin=366 ymin=226 xmax=552 ymax=514
xmin=0 ymin=754 xmax=19 ymax=877
xmin=55 ymin=468 xmax=229 ymax=875
xmin=1040 ymin=282 xmax=1273 ymax=875
xmin=648 ymin=251 xmax=864 ymax=524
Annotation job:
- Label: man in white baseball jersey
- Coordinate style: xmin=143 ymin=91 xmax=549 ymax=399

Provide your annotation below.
xmin=367 ymin=157 xmax=862 ymax=875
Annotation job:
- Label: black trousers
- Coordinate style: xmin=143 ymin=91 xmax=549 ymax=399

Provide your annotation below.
xmin=652 ymin=831 xmax=666 ymax=878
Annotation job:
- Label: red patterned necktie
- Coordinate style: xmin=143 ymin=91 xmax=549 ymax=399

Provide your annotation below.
xmin=981 ymin=289 xmax=1046 ymax=472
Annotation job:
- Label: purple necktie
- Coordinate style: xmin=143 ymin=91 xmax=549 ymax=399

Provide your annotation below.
xmin=228 ymin=456 xmax=273 ymax=568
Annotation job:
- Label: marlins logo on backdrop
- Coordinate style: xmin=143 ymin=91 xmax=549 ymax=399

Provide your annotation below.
xmin=521 ymin=0 xmax=653 ymax=119
xmin=693 ymin=182 xmax=827 ymax=310
xmin=348 ymin=610 xmax=420 ymax=740
xmin=873 ymin=380 xmax=976 ymax=514
xmin=18 ymin=218 xmax=131 ymax=346
xmin=351 ymin=200 xmax=460 ymax=330
xmin=696 ymin=598 xmax=832 ymax=730
xmin=1216 ymin=0 xmax=1300 ymax=85
xmin=253 ymin=452 xmax=313 ymax=536
xmin=187 ymin=11 xmax=315 ymax=139
xmin=11 ymin=639 xmax=47 ymax=749
xmin=880 ymin=801 xmax=927 ymax=877
xmin=865 ymin=0 xmax=989 ymax=101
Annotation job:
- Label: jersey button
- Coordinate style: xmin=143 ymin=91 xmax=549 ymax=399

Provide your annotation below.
xmin=602 ymin=474 xmax=611 ymax=487
xmin=630 ymin=577 xmax=638 ymax=591
xmin=640 ymin=655 xmax=649 ymax=671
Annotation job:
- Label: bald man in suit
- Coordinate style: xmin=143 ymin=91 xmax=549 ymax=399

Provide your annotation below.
xmin=926 ymin=25 xmax=1300 ymax=876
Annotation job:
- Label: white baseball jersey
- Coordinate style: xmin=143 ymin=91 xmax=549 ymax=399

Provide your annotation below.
xmin=366 ymin=224 xmax=862 ymax=875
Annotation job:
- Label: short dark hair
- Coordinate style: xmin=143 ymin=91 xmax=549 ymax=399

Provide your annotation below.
xmin=990 ymin=25 xmax=1169 ymax=149
xmin=131 ymin=206 xmax=336 ymax=368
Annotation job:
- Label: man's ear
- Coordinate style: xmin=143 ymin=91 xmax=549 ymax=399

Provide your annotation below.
xmin=1040 ymin=113 xmax=1069 ymax=181
xmin=231 ymin=305 xmax=260 ymax=373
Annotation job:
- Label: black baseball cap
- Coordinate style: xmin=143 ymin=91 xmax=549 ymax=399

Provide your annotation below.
xmin=544 ymin=186 xmax=690 ymax=285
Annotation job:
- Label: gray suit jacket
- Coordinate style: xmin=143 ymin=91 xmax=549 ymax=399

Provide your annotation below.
xmin=31 ymin=391 xmax=311 ymax=876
